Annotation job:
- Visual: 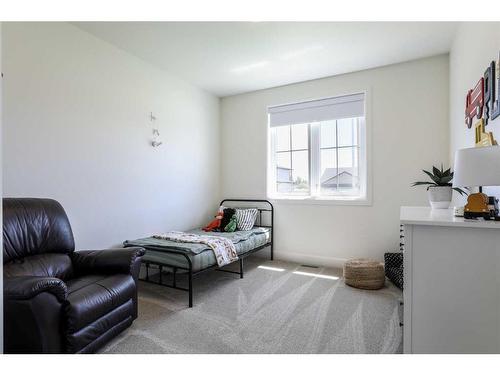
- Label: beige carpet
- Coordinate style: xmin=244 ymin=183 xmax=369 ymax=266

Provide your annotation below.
xmin=101 ymin=257 xmax=403 ymax=354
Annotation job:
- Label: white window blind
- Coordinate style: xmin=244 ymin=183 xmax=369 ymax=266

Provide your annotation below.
xmin=268 ymin=93 xmax=365 ymax=127
xmin=267 ymin=92 xmax=369 ymax=203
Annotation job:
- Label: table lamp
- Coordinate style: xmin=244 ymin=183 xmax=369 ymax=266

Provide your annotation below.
xmin=453 ymin=146 xmax=500 ymax=219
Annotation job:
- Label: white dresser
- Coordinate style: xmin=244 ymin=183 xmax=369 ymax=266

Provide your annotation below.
xmin=401 ymin=206 xmax=500 ymax=353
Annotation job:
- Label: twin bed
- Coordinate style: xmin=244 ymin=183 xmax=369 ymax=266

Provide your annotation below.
xmin=124 ymin=199 xmax=274 ymax=307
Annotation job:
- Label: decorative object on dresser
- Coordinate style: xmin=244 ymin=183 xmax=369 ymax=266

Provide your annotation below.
xmin=412 ymin=165 xmax=468 ymax=209
xmin=453 ymin=205 xmax=465 ymax=217
xmin=453 ymin=146 xmax=500 ymax=220
xmin=343 ymin=259 xmax=385 ymax=290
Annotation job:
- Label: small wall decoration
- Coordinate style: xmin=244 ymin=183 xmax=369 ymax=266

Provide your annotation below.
xmin=149 ymin=112 xmax=163 ymax=147
xmin=492 ymin=51 xmax=500 ymax=121
xmin=483 ymin=62 xmax=494 ymax=125
xmin=465 ymin=77 xmax=484 ymax=128
xmin=152 ymin=129 xmax=163 ymax=147
xmin=474 ymin=118 xmax=498 ymax=147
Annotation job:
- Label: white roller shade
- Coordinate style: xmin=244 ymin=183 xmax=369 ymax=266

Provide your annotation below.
xmin=268 ymin=93 xmax=365 ymax=127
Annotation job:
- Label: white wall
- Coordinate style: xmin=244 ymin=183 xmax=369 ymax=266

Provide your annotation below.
xmin=221 ymin=55 xmax=450 ymax=266
xmin=2 ymin=22 xmax=220 ymax=249
xmin=450 ymin=22 xmax=500 ymax=201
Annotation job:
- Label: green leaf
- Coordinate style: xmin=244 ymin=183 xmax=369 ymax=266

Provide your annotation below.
xmin=433 ymin=166 xmax=442 ymax=178
xmin=423 ymin=170 xmax=441 ymax=184
xmin=439 ymin=175 xmax=453 ymax=184
xmin=453 ymin=188 xmax=469 ymax=196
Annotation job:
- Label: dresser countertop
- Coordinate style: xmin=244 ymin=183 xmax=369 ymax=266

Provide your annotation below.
xmin=400 ymin=206 xmax=500 ymax=229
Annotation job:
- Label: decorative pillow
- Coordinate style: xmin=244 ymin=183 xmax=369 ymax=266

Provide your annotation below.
xmin=220 ymin=208 xmax=236 ymax=232
xmin=235 ymin=208 xmax=258 ymax=231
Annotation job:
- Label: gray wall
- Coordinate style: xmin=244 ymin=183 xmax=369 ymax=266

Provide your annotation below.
xmin=2 ymin=22 xmax=221 ymax=249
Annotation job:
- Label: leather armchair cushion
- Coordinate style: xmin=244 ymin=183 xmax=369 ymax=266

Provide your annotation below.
xmin=66 ymin=300 xmax=133 ymax=353
xmin=71 ymin=248 xmax=145 ymax=276
xmin=4 ymin=276 xmax=68 ymax=302
xmin=4 ymin=253 xmax=74 ymax=280
xmin=64 ymin=274 xmax=135 ymax=333
xmin=3 ymin=198 xmax=75 ymax=263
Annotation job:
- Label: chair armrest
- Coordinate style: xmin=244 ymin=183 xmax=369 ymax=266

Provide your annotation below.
xmin=71 ymin=247 xmax=145 ymax=276
xmin=4 ymin=276 xmax=66 ymax=353
xmin=4 ymin=276 xmax=68 ymax=303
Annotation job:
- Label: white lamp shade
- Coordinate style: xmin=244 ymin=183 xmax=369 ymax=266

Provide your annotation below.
xmin=453 ymin=146 xmax=500 ymax=188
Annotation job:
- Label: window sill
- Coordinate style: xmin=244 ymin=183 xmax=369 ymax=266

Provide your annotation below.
xmin=268 ymin=195 xmax=372 ymax=206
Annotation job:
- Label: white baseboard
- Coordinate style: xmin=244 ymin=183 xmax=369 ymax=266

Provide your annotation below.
xmin=272 ymin=250 xmax=347 ymax=269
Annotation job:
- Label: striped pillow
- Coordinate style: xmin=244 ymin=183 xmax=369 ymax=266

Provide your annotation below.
xmin=235 ymin=208 xmax=258 ymax=231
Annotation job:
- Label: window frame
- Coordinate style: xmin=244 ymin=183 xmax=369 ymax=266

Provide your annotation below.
xmin=267 ymin=90 xmax=372 ymax=206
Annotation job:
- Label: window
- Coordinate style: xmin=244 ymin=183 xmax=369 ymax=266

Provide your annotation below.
xmin=268 ymin=93 xmax=368 ymax=202
xmin=274 ymin=123 xmax=309 ymax=195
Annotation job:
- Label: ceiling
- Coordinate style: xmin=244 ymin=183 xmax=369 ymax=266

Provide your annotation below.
xmin=74 ymin=22 xmax=458 ymax=97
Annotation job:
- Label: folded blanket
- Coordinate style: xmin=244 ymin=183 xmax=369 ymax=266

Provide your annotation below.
xmin=153 ymin=231 xmax=238 ymax=267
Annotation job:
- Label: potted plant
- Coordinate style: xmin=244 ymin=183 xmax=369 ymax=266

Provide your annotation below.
xmin=412 ymin=165 xmax=468 ymax=209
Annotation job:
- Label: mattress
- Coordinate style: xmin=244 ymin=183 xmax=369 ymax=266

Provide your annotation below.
xmin=124 ymin=227 xmax=271 ymax=272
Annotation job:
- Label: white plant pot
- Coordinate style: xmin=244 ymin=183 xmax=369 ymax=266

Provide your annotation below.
xmin=428 ymin=186 xmax=452 ymax=209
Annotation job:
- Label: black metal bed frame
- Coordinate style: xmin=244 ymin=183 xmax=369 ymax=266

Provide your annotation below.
xmin=138 ymin=199 xmax=274 ymax=307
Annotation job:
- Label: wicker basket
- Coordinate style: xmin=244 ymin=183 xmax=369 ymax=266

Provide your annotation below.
xmin=343 ymin=259 xmax=385 ymax=290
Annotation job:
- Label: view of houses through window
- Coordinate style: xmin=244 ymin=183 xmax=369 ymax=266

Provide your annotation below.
xmin=319 ymin=118 xmax=360 ymax=195
xmin=271 ymin=117 xmax=363 ymax=199
xmin=275 ymin=123 xmax=309 ymax=194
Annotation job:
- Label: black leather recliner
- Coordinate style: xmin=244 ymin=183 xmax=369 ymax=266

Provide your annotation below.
xmin=3 ymin=198 xmax=145 ymax=353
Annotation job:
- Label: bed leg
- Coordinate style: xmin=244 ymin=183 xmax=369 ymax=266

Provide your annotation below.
xmin=239 ymin=258 xmax=244 ymax=279
xmin=188 ymin=269 xmax=193 ymax=308
xmin=270 ymin=243 xmax=274 ymax=261
xmin=146 ymin=262 xmax=150 ymax=281
xmin=159 ymin=265 xmax=163 ymax=285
